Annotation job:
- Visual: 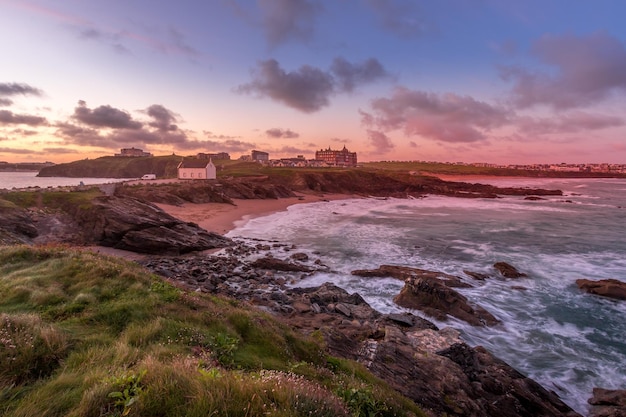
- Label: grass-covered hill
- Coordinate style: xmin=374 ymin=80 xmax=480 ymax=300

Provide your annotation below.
xmin=37 ymin=156 xmax=183 ymax=179
xmin=0 ymin=245 xmax=424 ymax=417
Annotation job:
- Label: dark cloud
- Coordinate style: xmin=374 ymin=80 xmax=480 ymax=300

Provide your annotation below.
xmin=0 ymin=99 xmax=12 ymax=107
xmin=409 ymin=141 xmax=418 ymax=147
xmin=365 ymin=0 xmax=432 ymax=39
xmin=146 ymin=104 xmax=179 ymax=132
xmin=0 ymin=147 xmax=37 ymax=154
xmin=73 ymin=100 xmax=143 ymax=129
xmin=258 ymin=0 xmax=322 ymax=46
xmin=266 ymin=128 xmax=299 ymax=138
xmin=501 ymin=32 xmax=626 ymax=109
xmin=238 ymin=57 xmax=390 ymax=112
xmin=516 ymin=111 xmax=624 ymax=135
xmin=55 ymin=122 xmax=105 ymax=146
xmin=43 ymin=147 xmax=80 ymax=154
xmin=367 ymin=129 xmax=395 ymax=153
xmin=330 ymin=57 xmax=389 ymax=93
xmin=0 ymin=82 xmax=43 ymax=98
xmin=11 ymin=128 xmax=39 ymax=136
xmin=237 ymin=59 xmax=334 ymax=112
xmin=0 ymin=110 xmax=47 ymax=126
xmin=362 ymin=87 xmax=510 ymax=143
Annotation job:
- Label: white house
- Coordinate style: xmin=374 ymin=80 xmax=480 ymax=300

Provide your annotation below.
xmin=177 ymin=158 xmax=216 ymax=180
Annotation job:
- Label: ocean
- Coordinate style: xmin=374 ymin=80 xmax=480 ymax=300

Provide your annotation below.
xmin=226 ymin=177 xmax=626 ymax=414
xmin=0 ymin=171 xmax=131 ymax=190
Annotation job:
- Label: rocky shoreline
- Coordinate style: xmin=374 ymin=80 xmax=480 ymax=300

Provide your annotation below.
xmin=2 ymin=177 xmax=625 ymax=416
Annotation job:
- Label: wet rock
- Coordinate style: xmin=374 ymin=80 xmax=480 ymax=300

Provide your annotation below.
xmin=464 ymin=270 xmax=489 ymax=281
xmin=290 ymin=252 xmax=309 ymax=261
xmin=576 ymin=279 xmax=626 ymax=301
xmin=494 ymin=262 xmax=528 ymax=278
xmin=352 ymin=264 xmax=472 ymax=288
xmin=394 ymin=275 xmax=499 ymax=326
xmin=588 ymin=388 xmax=626 ymax=417
xmin=250 ymin=255 xmax=312 ymax=272
xmin=524 ymin=196 xmax=547 ymax=201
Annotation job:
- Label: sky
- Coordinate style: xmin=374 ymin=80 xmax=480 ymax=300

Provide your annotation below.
xmin=1 ymin=0 xmax=626 ymax=165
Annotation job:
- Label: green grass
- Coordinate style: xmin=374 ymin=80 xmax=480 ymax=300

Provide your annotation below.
xmin=0 ymin=245 xmax=425 ymax=417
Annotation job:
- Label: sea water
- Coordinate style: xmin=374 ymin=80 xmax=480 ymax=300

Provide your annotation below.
xmin=0 ymin=171 xmax=131 ymax=190
xmin=227 ymin=178 xmax=626 ymax=414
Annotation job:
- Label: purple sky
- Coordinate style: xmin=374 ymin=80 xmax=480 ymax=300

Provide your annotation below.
xmin=1 ymin=0 xmax=626 ymax=164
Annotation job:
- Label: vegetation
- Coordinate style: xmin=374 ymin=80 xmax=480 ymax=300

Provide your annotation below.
xmin=37 ymin=156 xmax=183 ymax=179
xmin=1 ymin=188 xmax=103 ymax=210
xmin=0 ymin=245 xmax=424 ymax=417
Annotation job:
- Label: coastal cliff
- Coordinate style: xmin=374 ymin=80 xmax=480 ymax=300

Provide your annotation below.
xmin=0 ymin=177 xmax=600 ymax=416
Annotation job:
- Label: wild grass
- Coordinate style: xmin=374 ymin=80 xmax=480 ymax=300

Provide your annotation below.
xmin=0 ymin=245 xmax=425 ymax=416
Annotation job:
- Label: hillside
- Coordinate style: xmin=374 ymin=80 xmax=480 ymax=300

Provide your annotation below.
xmin=37 ymin=155 xmax=183 ymax=178
xmin=0 ymin=245 xmax=423 ymax=417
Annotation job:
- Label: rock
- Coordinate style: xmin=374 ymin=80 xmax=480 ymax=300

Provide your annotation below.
xmin=588 ymin=388 xmax=626 ymax=417
xmin=394 ymin=276 xmax=499 ymax=326
xmin=352 ymin=264 xmax=472 ymax=288
xmin=0 ymin=206 xmax=37 ymax=244
xmin=524 ymin=196 xmax=547 ymax=201
xmin=464 ymin=270 xmax=489 ymax=281
xmin=494 ymin=262 xmax=528 ymax=278
xmin=250 ymin=255 xmax=312 ymax=272
xmin=576 ymin=279 xmax=626 ymax=301
xmin=290 ymin=252 xmax=309 ymax=261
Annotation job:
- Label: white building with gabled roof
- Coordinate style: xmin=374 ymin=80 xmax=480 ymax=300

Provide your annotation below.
xmin=177 ymin=158 xmax=216 ymax=180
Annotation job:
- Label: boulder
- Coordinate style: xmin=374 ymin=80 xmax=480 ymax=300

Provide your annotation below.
xmin=588 ymin=388 xmax=626 ymax=417
xmin=494 ymin=262 xmax=528 ymax=278
xmin=576 ymin=279 xmax=626 ymax=301
xmin=0 ymin=204 xmax=38 ymax=244
xmin=394 ymin=275 xmax=499 ymax=326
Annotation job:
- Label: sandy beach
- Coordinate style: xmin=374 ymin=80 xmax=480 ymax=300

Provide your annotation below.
xmin=155 ymin=192 xmax=356 ymax=235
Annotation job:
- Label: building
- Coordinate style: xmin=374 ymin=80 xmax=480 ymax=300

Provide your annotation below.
xmin=115 ymin=147 xmax=152 ymax=157
xmin=251 ymin=150 xmax=269 ymax=162
xmin=197 ymin=152 xmax=230 ymax=160
xmin=315 ymin=146 xmax=357 ymax=166
xmin=177 ymin=158 xmax=216 ymax=180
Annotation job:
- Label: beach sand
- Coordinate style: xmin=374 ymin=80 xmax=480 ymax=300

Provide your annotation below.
xmin=155 ymin=192 xmax=356 ymax=235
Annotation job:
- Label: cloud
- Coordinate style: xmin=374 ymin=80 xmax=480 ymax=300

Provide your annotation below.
xmin=0 ymin=82 xmax=43 ymax=106
xmin=238 ymin=57 xmax=390 ymax=112
xmin=330 ymin=57 xmax=390 ymax=93
xmin=0 ymin=110 xmax=47 ymax=126
xmin=363 ymin=87 xmax=510 ymax=143
xmin=146 ymin=104 xmax=179 ymax=132
xmin=501 ymin=32 xmax=626 ymax=109
xmin=72 ymin=100 xmax=143 ymax=129
xmin=516 ymin=111 xmax=624 ymax=135
xmin=0 ymin=82 xmax=43 ymax=98
xmin=409 ymin=141 xmax=417 ymax=147
xmin=266 ymin=127 xmax=299 ymax=138
xmin=237 ymin=59 xmax=334 ymax=112
xmin=258 ymin=0 xmax=322 ymax=46
xmin=198 ymin=139 xmax=257 ymax=152
xmin=203 ymin=131 xmax=242 ymax=140
xmin=367 ymin=129 xmax=395 ymax=153
xmin=272 ymin=145 xmax=312 ymax=154
xmin=365 ymin=0 xmax=432 ymax=38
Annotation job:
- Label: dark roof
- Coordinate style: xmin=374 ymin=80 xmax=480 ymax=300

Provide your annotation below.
xmin=178 ymin=159 xmax=213 ymax=169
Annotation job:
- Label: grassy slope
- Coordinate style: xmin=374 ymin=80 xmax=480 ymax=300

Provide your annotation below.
xmin=0 ymin=246 xmax=424 ymax=417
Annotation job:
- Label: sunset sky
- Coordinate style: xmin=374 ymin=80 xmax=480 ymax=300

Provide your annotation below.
xmin=1 ymin=0 xmax=626 ymax=164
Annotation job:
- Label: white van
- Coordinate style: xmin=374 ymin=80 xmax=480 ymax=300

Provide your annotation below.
xmin=141 ymin=174 xmax=156 ymax=180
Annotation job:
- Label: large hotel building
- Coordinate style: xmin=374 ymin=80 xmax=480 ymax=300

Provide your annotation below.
xmin=315 ymin=146 xmax=357 ymax=167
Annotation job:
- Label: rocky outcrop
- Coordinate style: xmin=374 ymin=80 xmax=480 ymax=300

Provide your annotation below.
xmin=73 ymin=196 xmax=232 ymax=254
xmin=249 ymin=255 xmax=313 ymax=272
xmin=588 ymin=388 xmax=626 ymax=417
xmin=394 ymin=274 xmax=500 ymax=326
xmin=352 ymin=264 xmax=472 ymax=288
xmin=351 ymin=265 xmax=497 ymax=326
xmin=576 ymin=279 xmax=626 ymax=301
xmin=138 ymin=240 xmax=580 ymax=417
xmin=0 ymin=203 xmax=38 ymax=244
xmin=494 ymin=262 xmax=528 ymax=278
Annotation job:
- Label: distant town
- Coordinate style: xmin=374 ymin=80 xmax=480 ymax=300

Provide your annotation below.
xmin=2 ymin=145 xmax=626 ymax=174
